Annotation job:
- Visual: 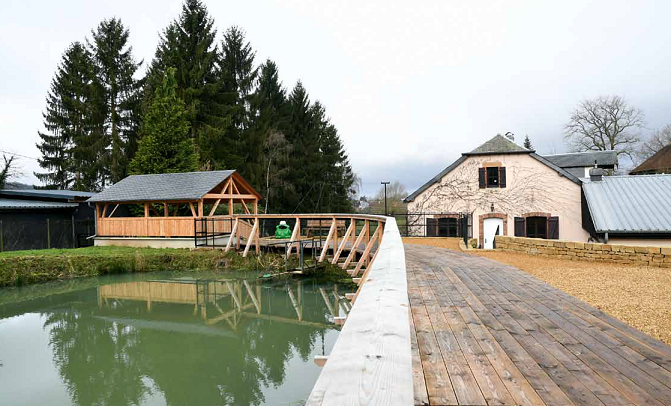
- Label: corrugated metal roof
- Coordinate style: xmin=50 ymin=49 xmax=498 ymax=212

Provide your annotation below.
xmin=466 ymin=134 xmax=530 ymax=155
xmin=582 ymin=174 xmax=671 ymax=233
xmin=0 ymin=189 xmax=96 ymax=200
xmin=543 ymin=151 xmax=618 ymax=168
xmin=0 ymin=198 xmax=79 ymax=210
xmin=88 ymin=170 xmax=236 ymax=203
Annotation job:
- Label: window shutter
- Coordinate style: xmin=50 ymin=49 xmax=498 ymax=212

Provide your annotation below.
xmin=478 ymin=168 xmax=486 ymax=188
xmin=499 ymin=167 xmax=506 ymax=188
xmin=514 ymin=217 xmax=525 ymax=237
xmin=548 ymin=217 xmax=559 ymax=239
xmin=426 ymin=218 xmax=437 ymax=237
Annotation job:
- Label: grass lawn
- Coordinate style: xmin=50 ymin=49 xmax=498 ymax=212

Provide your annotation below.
xmin=0 ymin=246 xmax=189 ymax=258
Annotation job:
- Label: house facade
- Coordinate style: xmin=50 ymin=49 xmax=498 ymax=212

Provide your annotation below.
xmin=404 ymin=134 xmax=589 ymax=248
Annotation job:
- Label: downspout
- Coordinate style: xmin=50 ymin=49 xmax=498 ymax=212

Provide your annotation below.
xmin=604 ymin=232 xmax=609 ymax=244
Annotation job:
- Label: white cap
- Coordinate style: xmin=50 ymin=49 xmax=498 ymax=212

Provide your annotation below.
xmin=279 ymin=220 xmax=288 ymax=226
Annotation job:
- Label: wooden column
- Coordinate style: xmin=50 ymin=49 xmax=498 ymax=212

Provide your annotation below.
xmin=164 ymin=203 xmax=169 ymax=217
xmin=197 ymin=200 xmax=204 ymax=218
xmin=144 ymin=203 xmax=149 ymax=218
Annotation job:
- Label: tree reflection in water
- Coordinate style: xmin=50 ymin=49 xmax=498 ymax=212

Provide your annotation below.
xmin=38 ymin=277 xmax=350 ymax=406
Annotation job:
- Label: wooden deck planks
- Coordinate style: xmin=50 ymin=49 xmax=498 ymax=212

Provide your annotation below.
xmin=405 ymin=244 xmax=671 ymax=406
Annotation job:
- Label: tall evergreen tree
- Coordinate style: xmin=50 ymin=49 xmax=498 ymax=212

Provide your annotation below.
xmin=218 ymin=26 xmax=259 ymax=183
xmin=313 ymin=103 xmax=355 ymax=212
xmin=283 ymin=81 xmax=318 ymax=212
xmin=89 ymin=18 xmax=143 ymax=185
xmin=129 ymin=68 xmax=198 ymax=175
xmin=36 ymin=42 xmax=104 ymax=190
xmin=147 ymin=0 xmax=229 ymax=167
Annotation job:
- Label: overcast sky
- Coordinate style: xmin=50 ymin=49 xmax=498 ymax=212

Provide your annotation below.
xmin=2 ymin=0 xmax=670 ymax=196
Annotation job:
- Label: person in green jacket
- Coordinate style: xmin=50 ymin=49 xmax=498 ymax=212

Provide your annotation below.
xmin=275 ymin=220 xmax=292 ymax=239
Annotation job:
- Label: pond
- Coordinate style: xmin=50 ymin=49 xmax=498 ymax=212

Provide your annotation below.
xmin=0 ymin=272 xmax=353 ymax=406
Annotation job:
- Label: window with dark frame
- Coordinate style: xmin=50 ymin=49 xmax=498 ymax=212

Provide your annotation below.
xmin=526 ymin=216 xmax=547 ymax=239
xmin=479 ymin=166 xmax=506 ymax=188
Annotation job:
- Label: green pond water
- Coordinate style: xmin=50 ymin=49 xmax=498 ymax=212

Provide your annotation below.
xmin=0 ymin=271 xmax=352 ymax=406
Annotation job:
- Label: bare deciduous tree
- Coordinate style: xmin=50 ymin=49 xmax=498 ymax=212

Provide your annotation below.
xmin=564 ymin=95 xmax=644 ymax=159
xmin=634 ymin=124 xmax=671 ymax=165
xmin=0 ymin=154 xmax=17 ymax=189
xmin=371 ymin=181 xmax=407 ymax=215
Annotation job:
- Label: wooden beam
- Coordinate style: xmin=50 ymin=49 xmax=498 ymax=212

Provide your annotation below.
xmin=288 ymin=218 xmax=300 ymax=257
xmin=255 ymin=217 xmax=260 ymax=254
xmin=243 ymin=219 xmax=259 ymax=257
xmin=225 ymin=218 xmax=238 ymax=252
xmin=102 ymin=204 xmax=108 ymax=218
xmin=188 ymin=202 xmax=197 ymax=217
xmin=332 ymin=219 xmax=355 ymax=265
xmin=242 ymin=200 xmax=251 ymax=215
xmin=203 ymin=193 xmax=258 ymax=200
xmin=342 ymin=225 xmax=368 ymax=269
xmin=209 ymin=198 xmax=221 ymax=216
xmin=144 ymin=203 xmax=149 ymax=218
xmin=319 ymin=218 xmax=338 ymax=262
xmin=334 ymin=316 xmax=346 ymax=326
xmin=351 ymin=223 xmax=382 ymax=277
xmin=163 ymin=203 xmax=169 ymax=217
xmin=253 ymin=198 xmax=258 ymax=215
xmin=108 ymin=204 xmax=120 ymax=218
xmin=197 ymin=200 xmax=204 ymax=217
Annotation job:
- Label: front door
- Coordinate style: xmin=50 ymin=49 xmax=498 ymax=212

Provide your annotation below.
xmin=483 ymin=218 xmax=503 ymax=249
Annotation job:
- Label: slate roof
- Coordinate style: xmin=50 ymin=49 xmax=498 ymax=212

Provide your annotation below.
xmin=0 ymin=198 xmax=79 ymax=210
xmin=465 ymin=134 xmax=531 ymax=155
xmin=582 ymin=174 xmax=671 ymax=233
xmin=630 ymin=145 xmax=671 ymax=174
xmin=543 ymin=151 xmax=618 ymax=169
xmin=88 ymin=170 xmax=237 ymax=203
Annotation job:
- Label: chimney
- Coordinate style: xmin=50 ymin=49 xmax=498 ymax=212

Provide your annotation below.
xmin=589 ymin=167 xmax=604 ymax=182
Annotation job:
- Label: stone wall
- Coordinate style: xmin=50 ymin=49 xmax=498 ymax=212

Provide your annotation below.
xmin=495 ymin=235 xmax=671 ymax=268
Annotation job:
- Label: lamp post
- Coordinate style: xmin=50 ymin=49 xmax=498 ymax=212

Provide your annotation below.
xmin=381 ymin=181 xmax=390 ymax=216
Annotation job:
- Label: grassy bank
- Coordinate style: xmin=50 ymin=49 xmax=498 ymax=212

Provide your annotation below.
xmin=0 ymin=246 xmax=349 ymax=287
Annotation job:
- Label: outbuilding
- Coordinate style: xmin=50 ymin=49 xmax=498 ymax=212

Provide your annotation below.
xmin=88 ymin=170 xmax=262 ymax=248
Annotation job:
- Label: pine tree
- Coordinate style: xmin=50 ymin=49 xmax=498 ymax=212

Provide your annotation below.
xmin=218 ymin=26 xmax=259 ymax=183
xmin=523 ymin=135 xmax=533 ymax=150
xmin=129 ymin=68 xmax=198 ymax=175
xmin=36 ymin=42 xmax=104 ymax=190
xmin=282 ymin=81 xmax=318 ymax=212
xmin=312 ymin=102 xmax=354 ymax=212
xmin=89 ymin=18 xmax=143 ymax=185
xmin=147 ymin=0 xmax=228 ymax=167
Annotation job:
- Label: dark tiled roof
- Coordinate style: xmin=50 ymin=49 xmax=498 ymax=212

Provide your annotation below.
xmin=0 ymin=198 xmax=79 ymax=210
xmin=543 ymin=151 xmax=618 ymax=168
xmin=583 ymin=174 xmax=671 ymax=233
xmin=88 ymin=170 xmax=236 ymax=203
xmin=0 ymin=189 xmax=96 ymax=201
xmin=466 ymin=134 xmax=530 ymax=155
xmin=630 ymin=145 xmax=671 ymax=174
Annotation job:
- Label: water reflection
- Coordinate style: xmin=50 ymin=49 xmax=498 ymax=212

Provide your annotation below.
xmin=0 ymin=276 xmax=351 ymax=406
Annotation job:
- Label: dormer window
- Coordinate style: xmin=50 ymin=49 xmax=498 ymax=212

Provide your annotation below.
xmin=479 ymin=166 xmax=506 ymax=188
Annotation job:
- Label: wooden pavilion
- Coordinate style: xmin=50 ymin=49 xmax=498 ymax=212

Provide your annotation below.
xmin=88 ymin=170 xmax=262 ymax=247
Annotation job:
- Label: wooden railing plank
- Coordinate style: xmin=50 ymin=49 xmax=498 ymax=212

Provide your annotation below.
xmin=306 ymin=218 xmax=412 ymax=405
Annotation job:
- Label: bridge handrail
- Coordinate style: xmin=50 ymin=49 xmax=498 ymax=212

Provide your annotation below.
xmin=306 ymin=217 xmax=413 ymax=405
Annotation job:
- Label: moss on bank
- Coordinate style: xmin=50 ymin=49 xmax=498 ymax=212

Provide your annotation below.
xmin=0 ymin=246 xmax=352 ymax=287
